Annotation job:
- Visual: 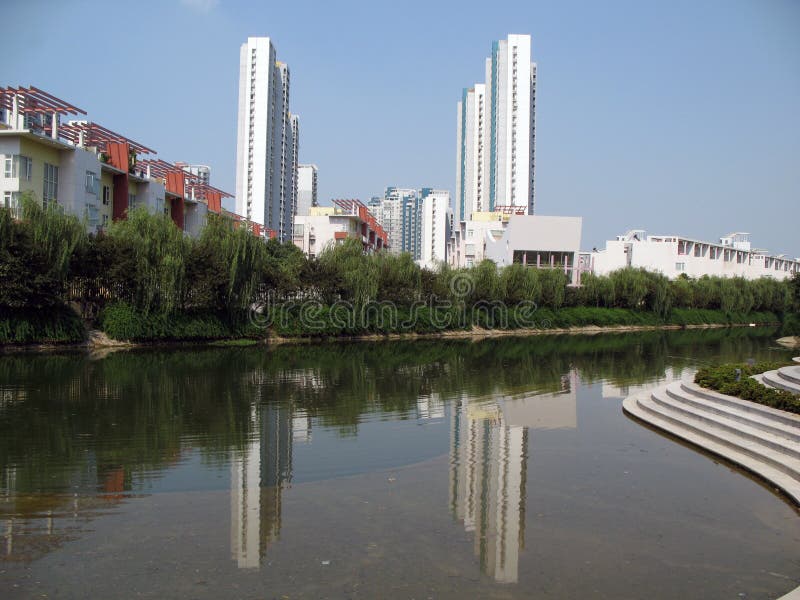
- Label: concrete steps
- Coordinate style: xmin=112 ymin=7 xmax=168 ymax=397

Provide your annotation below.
xmin=623 ymin=380 xmax=800 ymax=505
xmin=758 ymin=365 xmax=800 ymax=395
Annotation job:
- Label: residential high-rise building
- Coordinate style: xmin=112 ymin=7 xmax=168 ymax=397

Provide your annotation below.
xmin=370 ymin=187 xmax=452 ymax=265
xmin=372 ymin=187 xmax=420 ymax=257
xmin=296 ymin=164 xmax=318 ymax=216
xmin=234 ymin=37 xmax=299 ymax=241
xmin=455 ymin=84 xmax=486 ymax=223
xmin=419 ymin=188 xmax=451 ymax=268
xmin=456 ymin=34 xmax=536 ymax=221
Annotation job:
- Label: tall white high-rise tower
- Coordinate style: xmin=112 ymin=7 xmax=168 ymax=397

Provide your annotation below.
xmin=235 ymin=37 xmax=299 ymax=240
xmin=456 ymin=34 xmax=536 ymax=221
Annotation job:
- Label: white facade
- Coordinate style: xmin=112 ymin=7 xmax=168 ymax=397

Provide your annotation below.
xmin=592 ymin=230 xmax=800 ymax=280
xmin=449 ymin=212 xmax=584 ymax=284
xmin=455 ymin=84 xmax=486 ymax=223
xmin=235 ymin=37 xmax=299 ymax=241
xmin=456 ymin=34 xmax=536 ymax=220
xmin=296 ymin=163 xmax=318 ymax=216
xmin=293 ymin=203 xmax=388 ymax=258
xmin=419 ymin=189 xmax=451 ymax=269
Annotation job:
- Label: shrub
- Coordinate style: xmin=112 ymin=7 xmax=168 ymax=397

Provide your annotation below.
xmin=0 ymin=305 xmax=85 ymax=344
xmin=99 ymin=302 xmax=243 ymax=342
xmin=694 ymin=362 xmax=800 ymax=414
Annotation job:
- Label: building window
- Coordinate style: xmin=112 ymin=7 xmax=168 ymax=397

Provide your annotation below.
xmin=293 ymin=223 xmax=304 ymax=237
xmin=3 ymin=190 xmax=20 ymax=209
xmin=85 ymin=171 xmax=99 ymax=195
xmin=102 ymin=185 xmax=111 ymax=205
xmin=3 ymin=155 xmax=32 ymax=180
xmin=102 ymin=214 xmax=109 ymax=227
xmin=128 ymin=193 xmax=137 ymax=210
xmin=85 ymin=203 xmax=99 ymax=227
xmin=675 ymin=262 xmax=685 ymax=272
xmin=43 ymin=163 xmax=58 ymax=207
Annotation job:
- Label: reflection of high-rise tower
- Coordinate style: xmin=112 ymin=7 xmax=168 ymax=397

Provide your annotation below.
xmin=449 ymin=400 xmax=527 ymax=583
xmin=231 ymin=402 xmax=308 ymax=569
xmin=449 ymin=373 xmax=578 ymax=583
xmin=230 ymin=406 xmax=262 ymax=569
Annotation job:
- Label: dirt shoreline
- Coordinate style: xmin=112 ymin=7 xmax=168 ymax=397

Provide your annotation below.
xmin=0 ymin=321 xmax=780 ymax=354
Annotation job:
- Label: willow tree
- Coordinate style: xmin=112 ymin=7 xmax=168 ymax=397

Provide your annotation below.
xmin=21 ymin=192 xmax=86 ymax=285
xmin=317 ymin=238 xmax=378 ymax=307
xmin=107 ymin=207 xmax=188 ymax=314
xmin=199 ymin=215 xmax=270 ymax=319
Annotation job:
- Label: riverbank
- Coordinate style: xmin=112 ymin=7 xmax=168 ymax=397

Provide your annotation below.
xmin=0 ymin=318 xmax=784 ymax=354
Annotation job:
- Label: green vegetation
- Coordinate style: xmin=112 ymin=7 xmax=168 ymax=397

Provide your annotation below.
xmin=0 ymin=305 xmax=85 ymax=344
xmin=0 ymin=193 xmax=797 ymax=343
xmin=694 ymin=362 xmax=800 ymax=414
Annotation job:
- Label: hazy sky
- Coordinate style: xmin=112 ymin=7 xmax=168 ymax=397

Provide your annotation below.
xmin=5 ymin=0 xmax=799 ymax=255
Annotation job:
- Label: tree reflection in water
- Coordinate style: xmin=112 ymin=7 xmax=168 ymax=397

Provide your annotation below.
xmin=0 ymin=326 xmax=790 ymax=566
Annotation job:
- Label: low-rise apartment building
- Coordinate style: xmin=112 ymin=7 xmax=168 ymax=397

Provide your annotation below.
xmin=591 ymin=230 xmax=800 ymax=280
xmin=292 ymin=199 xmax=388 ymax=258
xmin=0 ymin=86 xmax=261 ymax=238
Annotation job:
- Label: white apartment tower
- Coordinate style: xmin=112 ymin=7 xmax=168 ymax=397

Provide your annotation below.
xmin=456 ymin=34 xmax=536 ymax=221
xmin=455 ymin=84 xmax=486 ymax=223
xmin=235 ymin=37 xmax=299 ymax=241
xmin=420 ymin=189 xmax=451 ymax=268
xmin=296 ymin=164 xmax=318 ymax=216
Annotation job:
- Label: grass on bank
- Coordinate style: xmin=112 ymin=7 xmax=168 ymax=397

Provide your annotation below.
xmin=694 ymin=362 xmax=800 ymax=415
xmin=0 ymin=306 xmax=85 ymax=344
xmin=99 ymin=303 xmax=262 ymax=343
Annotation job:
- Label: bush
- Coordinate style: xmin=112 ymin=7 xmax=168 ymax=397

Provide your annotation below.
xmin=694 ymin=362 xmax=800 ymax=414
xmin=0 ymin=305 xmax=85 ymax=344
xmin=99 ymin=302 xmax=251 ymax=342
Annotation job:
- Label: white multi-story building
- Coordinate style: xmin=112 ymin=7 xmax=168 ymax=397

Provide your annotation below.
xmin=448 ymin=210 xmax=585 ymax=284
xmin=292 ymin=199 xmax=388 ymax=258
xmin=419 ymin=188 xmax=451 ymax=269
xmin=235 ymin=37 xmax=299 ymax=241
xmin=591 ymin=230 xmax=800 ymax=280
xmin=456 ymin=34 xmax=536 ymax=221
xmin=296 ymin=163 xmax=318 ymax=216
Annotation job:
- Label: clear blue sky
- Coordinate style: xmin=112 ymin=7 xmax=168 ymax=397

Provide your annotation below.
xmin=5 ymin=0 xmax=799 ymax=255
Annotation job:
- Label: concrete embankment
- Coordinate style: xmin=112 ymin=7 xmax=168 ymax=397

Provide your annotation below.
xmin=623 ymin=368 xmax=800 ymax=599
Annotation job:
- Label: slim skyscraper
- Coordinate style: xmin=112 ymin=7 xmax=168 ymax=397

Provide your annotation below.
xmin=456 ymin=34 xmax=536 ymax=221
xmin=235 ymin=37 xmax=299 ymax=241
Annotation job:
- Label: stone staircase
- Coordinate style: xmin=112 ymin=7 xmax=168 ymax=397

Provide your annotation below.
xmin=623 ymin=379 xmax=800 ymax=505
xmin=754 ymin=363 xmax=800 ymax=395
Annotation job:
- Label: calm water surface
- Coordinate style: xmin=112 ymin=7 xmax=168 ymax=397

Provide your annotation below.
xmin=1 ymin=328 xmax=798 ymax=599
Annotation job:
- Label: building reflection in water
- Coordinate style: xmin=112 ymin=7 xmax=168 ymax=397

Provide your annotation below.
xmin=449 ymin=370 xmax=577 ymax=583
xmin=230 ymin=402 xmax=310 ymax=569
